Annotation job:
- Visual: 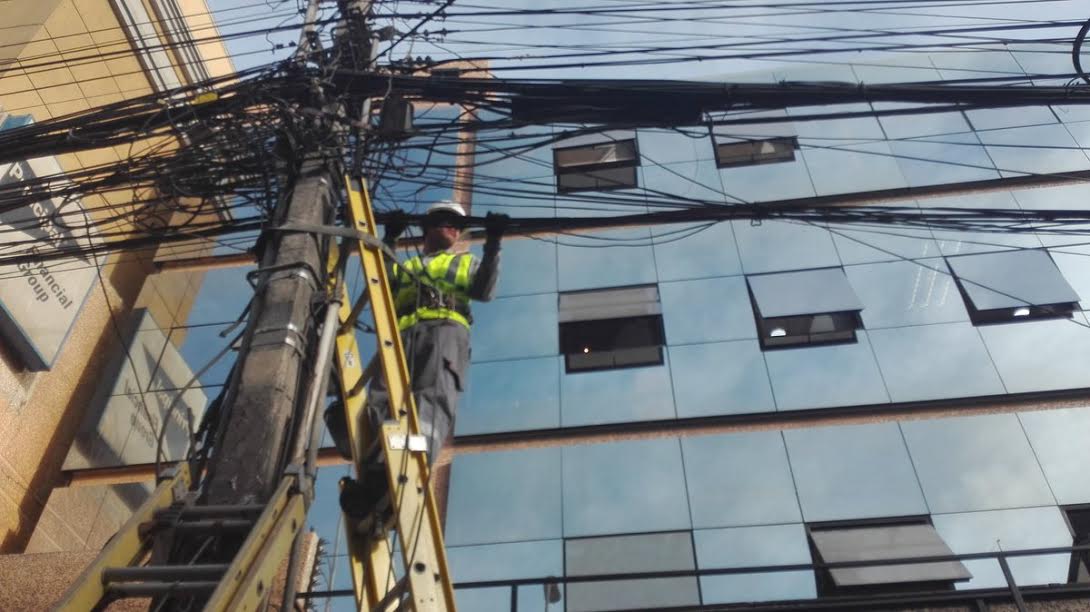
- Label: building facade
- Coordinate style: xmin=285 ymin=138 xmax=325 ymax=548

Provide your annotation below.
xmin=0 ymin=0 xmax=232 ymax=558
xmin=315 ymin=49 xmax=1090 ymax=610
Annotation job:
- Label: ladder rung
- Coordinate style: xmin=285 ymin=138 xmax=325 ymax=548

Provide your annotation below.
xmin=168 ymin=519 xmax=255 ymax=533
xmin=155 ymin=504 xmax=265 ymax=519
xmin=103 ymin=564 xmax=230 ymax=583
xmin=106 ymin=581 xmax=220 ymax=597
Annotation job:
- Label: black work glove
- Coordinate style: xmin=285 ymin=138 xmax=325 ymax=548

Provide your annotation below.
xmin=484 ymin=212 xmax=509 ymax=246
xmin=382 ymin=210 xmax=410 ymax=243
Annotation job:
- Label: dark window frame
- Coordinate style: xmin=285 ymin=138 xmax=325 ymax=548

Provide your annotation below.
xmin=553 ymin=137 xmax=641 ymax=194
xmin=806 ymin=516 xmax=966 ymax=598
xmin=945 ymin=251 xmax=1080 ymax=326
xmin=558 ymin=284 xmax=665 ymax=374
xmin=713 ymin=135 xmax=799 ymax=169
xmin=1062 ymin=505 xmax=1090 ymax=584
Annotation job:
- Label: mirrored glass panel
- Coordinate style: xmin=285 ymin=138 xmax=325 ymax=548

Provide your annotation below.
xmin=732 ymin=220 xmax=841 ymax=275
xmin=471 ymin=293 xmax=558 ymax=362
xmin=785 ymin=423 xmax=927 ymax=522
xmin=901 ymin=414 xmax=1055 ymax=514
xmin=562 ymin=438 xmax=690 ymax=537
xmin=877 ymin=106 xmax=971 ymax=140
xmin=718 ymin=155 xmax=817 ymax=203
xmin=979 ymin=124 xmax=1090 ymax=177
xmin=868 ymin=324 xmax=1004 ymax=402
xmin=641 ymin=159 xmax=728 ymax=206
xmin=696 ymin=524 xmax=815 ymax=605
xmin=445 ymin=447 xmax=562 ymax=546
xmin=669 ymin=341 xmax=774 ymax=418
xmin=557 ymin=229 xmax=658 ymax=292
xmin=923 ymin=191 xmax=1044 ymax=256
xmin=449 ymin=540 xmax=564 ymax=612
xmin=565 ymin=531 xmax=698 ymax=611
xmin=978 ymin=313 xmax=1090 ymax=393
xmin=1011 ymin=183 xmax=1090 ymax=249
xmin=1019 ymin=407 xmax=1090 ymax=506
xmin=932 ymin=507 xmax=1072 ymax=589
xmin=651 ymin=222 xmax=743 ymax=282
xmin=660 ymin=276 xmax=756 ymax=345
xmin=889 ymin=133 xmax=1000 ymax=187
xmin=560 ymin=359 xmax=675 ymax=427
xmin=457 ymin=357 xmax=561 ymax=436
xmin=828 ymin=208 xmax=941 ymax=267
xmin=810 ymin=522 xmax=970 ymax=588
xmin=799 ymin=142 xmax=908 ymax=196
xmin=845 ymin=259 xmax=967 ymax=328
xmin=764 ymin=332 xmax=890 ymax=411
xmin=682 ymin=431 xmax=799 ymax=528
xmin=471 ymin=238 xmax=557 ymax=298
xmin=158 ymin=323 xmax=235 ymax=389
xmin=637 ymin=127 xmax=715 ymax=164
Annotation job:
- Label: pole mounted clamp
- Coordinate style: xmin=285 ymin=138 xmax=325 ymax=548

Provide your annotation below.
xmin=388 ymin=433 xmax=428 ymax=453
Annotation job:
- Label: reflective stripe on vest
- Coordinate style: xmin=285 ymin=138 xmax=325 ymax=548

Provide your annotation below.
xmin=393 ymin=252 xmax=473 ymax=331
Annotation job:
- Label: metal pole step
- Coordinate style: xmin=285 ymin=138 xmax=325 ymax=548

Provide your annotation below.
xmin=102 ymin=564 xmax=230 ymax=583
xmin=105 ymin=581 xmax=221 ymax=597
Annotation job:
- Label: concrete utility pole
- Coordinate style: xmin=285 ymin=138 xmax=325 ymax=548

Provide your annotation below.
xmin=202 ymin=157 xmax=334 ymax=504
xmin=201 ymin=0 xmax=373 ymax=506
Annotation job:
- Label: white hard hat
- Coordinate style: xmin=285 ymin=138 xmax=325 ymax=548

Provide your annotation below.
xmin=425 ymin=200 xmax=467 ymax=217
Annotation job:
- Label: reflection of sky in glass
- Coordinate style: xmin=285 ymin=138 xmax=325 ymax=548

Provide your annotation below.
xmin=732 ymin=220 xmax=840 ymax=275
xmin=651 ymin=222 xmax=742 ymax=282
xmin=471 ymin=294 xmax=559 ymax=362
xmin=668 ymin=341 xmax=774 ymax=418
xmin=556 ymin=229 xmax=657 ymax=292
xmin=868 ymin=323 xmax=1005 ymax=402
xmin=561 ymin=360 xmax=675 ymax=426
xmin=978 ymin=313 xmax=1090 ymax=394
xmin=695 ymin=524 xmax=815 ymax=604
xmin=933 ymin=507 xmax=1071 ymax=589
xmin=446 ymin=448 xmax=563 ymax=546
xmin=845 ymin=259 xmax=966 ymax=328
xmin=562 ymin=439 xmax=690 ymax=537
xmin=682 ymin=431 xmax=799 ymax=528
xmin=660 ymin=276 xmax=755 ymax=344
xmin=449 ymin=539 xmax=563 ymax=611
xmin=1018 ymin=407 xmax=1090 ymax=505
xmin=764 ymin=332 xmax=890 ymax=411
xmin=457 ymin=356 xmax=561 ymax=436
xmin=471 ymin=239 xmax=557 ymax=298
xmin=785 ymin=423 xmax=927 ymax=522
xmin=901 ymin=414 xmax=1055 ymax=514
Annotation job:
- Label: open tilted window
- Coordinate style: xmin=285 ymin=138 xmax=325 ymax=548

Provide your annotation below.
xmin=747 ymin=268 xmax=863 ymax=349
xmin=946 ymin=249 xmax=1080 ymax=325
xmin=808 ymin=518 xmax=972 ymax=596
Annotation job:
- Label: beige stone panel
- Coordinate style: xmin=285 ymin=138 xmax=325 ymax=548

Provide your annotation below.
xmin=20 ymin=486 xmax=103 ymax=552
xmin=85 ymin=91 xmax=125 ymax=108
xmin=22 ymin=524 xmax=63 ymax=553
xmin=52 ymin=31 xmax=93 ymax=56
xmin=37 ymin=81 xmax=83 ymax=105
xmin=105 ymin=55 xmax=142 ymax=80
xmin=0 ymin=73 xmax=46 ymax=113
xmin=89 ymin=27 xmax=128 ymax=48
xmin=18 ymin=37 xmax=60 ymax=62
xmin=75 ymin=146 xmax=122 ymax=171
xmin=41 ymin=0 xmax=89 ymax=39
xmin=77 ymin=71 xmax=120 ymax=98
xmin=46 ymin=97 xmax=89 ymax=119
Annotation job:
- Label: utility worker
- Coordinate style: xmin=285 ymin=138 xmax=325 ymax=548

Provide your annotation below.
xmin=332 ymin=201 xmax=507 ymax=520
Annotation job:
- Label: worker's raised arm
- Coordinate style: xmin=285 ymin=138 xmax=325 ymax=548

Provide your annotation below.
xmin=467 ymin=212 xmax=508 ymax=302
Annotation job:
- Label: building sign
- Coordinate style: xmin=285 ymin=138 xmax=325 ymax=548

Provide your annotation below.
xmin=63 ymin=309 xmax=209 ymax=473
xmin=0 ymin=114 xmax=99 ymax=370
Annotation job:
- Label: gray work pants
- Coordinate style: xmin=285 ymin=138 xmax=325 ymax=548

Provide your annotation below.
xmin=366 ymin=319 xmax=469 ymax=465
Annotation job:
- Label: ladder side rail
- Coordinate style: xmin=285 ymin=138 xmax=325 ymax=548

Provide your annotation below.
xmin=344 ymin=175 xmax=457 ymax=611
xmin=53 ymin=465 xmax=192 ymax=611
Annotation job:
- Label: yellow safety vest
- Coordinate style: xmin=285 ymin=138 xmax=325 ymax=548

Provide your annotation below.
xmin=393 ymin=251 xmax=475 ymax=331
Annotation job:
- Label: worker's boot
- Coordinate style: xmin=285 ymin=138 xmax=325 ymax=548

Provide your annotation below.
xmin=339 ymin=467 xmax=393 ymax=535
